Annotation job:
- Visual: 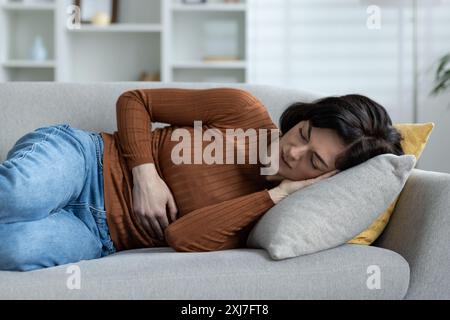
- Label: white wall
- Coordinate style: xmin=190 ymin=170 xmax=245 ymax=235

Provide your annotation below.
xmin=415 ymin=1 xmax=450 ymax=173
xmin=248 ymin=0 xmax=450 ymax=173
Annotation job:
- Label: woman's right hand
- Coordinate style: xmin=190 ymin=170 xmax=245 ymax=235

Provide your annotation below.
xmin=268 ymin=170 xmax=339 ymax=204
xmin=132 ymin=163 xmax=178 ymax=240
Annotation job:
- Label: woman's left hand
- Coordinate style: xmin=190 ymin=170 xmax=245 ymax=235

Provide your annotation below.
xmin=268 ymin=170 xmax=339 ymax=204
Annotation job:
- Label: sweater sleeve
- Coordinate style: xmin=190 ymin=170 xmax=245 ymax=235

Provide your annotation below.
xmin=115 ymin=87 xmax=276 ymax=170
xmin=164 ymin=189 xmax=275 ymax=252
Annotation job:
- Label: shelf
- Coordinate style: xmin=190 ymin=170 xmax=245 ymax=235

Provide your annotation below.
xmin=1 ymin=2 xmax=55 ymax=11
xmin=173 ymin=68 xmax=245 ymax=83
xmin=172 ymin=3 xmax=246 ymax=12
xmin=172 ymin=60 xmax=246 ymax=69
xmin=0 ymin=1 xmax=248 ymax=82
xmin=67 ymin=23 xmax=162 ymax=33
xmin=68 ymin=32 xmax=160 ymax=82
xmin=2 ymin=59 xmax=56 ymax=68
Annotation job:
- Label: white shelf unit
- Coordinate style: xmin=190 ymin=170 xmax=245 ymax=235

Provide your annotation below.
xmin=171 ymin=3 xmax=246 ymax=12
xmin=57 ymin=0 xmax=162 ymax=82
xmin=172 ymin=60 xmax=247 ymax=69
xmin=66 ymin=23 xmax=162 ymax=33
xmin=0 ymin=0 xmax=56 ymax=81
xmin=164 ymin=0 xmax=248 ymax=83
xmin=3 ymin=59 xmax=56 ymax=67
xmin=0 ymin=0 xmax=248 ymax=83
xmin=2 ymin=2 xmax=55 ymax=10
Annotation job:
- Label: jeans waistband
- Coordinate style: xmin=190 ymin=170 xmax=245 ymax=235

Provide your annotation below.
xmin=88 ymin=132 xmax=104 ymax=170
xmin=86 ymin=132 xmax=115 ymax=255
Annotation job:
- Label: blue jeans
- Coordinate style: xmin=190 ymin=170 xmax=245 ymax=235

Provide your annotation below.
xmin=0 ymin=124 xmax=116 ymax=271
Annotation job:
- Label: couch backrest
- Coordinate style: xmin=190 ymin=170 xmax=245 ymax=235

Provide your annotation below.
xmin=0 ymin=82 xmax=322 ymax=161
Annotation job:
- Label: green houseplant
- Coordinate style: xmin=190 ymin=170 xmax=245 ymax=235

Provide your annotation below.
xmin=430 ymin=53 xmax=450 ymax=96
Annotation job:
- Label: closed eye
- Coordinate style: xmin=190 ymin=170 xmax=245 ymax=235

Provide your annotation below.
xmin=311 ymin=157 xmax=318 ymax=170
xmin=299 ymin=127 xmax=307 ymax=141
xmin=299 ymin=127 xmax=319 ymax=170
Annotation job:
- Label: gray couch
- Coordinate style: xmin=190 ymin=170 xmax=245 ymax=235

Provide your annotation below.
xmin=0 ymin=82 xmax=449 ymax=300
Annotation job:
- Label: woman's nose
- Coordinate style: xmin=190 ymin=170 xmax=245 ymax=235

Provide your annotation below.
xmin=288 ymin=145 xmax=307 ymax=161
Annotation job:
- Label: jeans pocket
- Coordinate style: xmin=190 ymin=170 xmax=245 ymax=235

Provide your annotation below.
xmin=63 ymin=202 xmax=116 ymax=256
xmin=89 ymin=206 xmax=116 ymax=255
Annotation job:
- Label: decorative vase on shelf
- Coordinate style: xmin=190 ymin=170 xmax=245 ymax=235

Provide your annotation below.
xmin=30 ymin=36 xmax=48 ymax=61
xmin=139 ymin=71 xmax=161 ymax=82
xmin=92 ymin=12 xmax=111 ymax=26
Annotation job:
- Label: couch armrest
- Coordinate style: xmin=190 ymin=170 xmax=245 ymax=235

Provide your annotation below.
xmin=374 ymin=169 xmax=450 ymax=299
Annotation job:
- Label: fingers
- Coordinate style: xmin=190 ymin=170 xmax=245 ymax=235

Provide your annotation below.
xmin=316 ymin=169 xmax=339 ymax=180
xmin=282 ymin=179 xmax=309 ymax=194
xmin=136 ymin=212 xmax=168 ymax=241
xmin=156 ymin=212 xmax=169 ymax=234
xmin=280 ymin=169 xmax=340 ymax=196
xmin=303 ymin=170 xmax=338 ymax=187
xmin=150 ymin=215 xmax=165 ymax=240
xmin=167 ymin=195 xmax=178 ymax=223
xmin=135 ymin=213 xmax=157 ymax=239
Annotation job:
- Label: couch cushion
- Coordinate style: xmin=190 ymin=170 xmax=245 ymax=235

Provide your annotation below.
xmin=349 ymin=122 xmax=434 ymax=245
xmin=247 ymin=154 xmax=415 ymax=260
xmin=0 ymin=245 xmax=409 ymax=299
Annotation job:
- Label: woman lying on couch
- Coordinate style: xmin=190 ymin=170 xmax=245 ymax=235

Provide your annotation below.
xmin=0 ymin=88 xmax=403 ymax=271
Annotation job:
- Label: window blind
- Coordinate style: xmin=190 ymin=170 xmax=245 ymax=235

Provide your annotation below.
xmin=247 ymin=0 xmax=438 ymax=123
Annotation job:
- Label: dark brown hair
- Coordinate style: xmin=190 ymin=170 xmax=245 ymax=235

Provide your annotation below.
xmin=279 ymin=94 xmax=404 ymax=170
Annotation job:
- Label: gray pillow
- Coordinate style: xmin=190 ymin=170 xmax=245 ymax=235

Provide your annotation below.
xmin=246 ymin=154 xmax=416 ymax=260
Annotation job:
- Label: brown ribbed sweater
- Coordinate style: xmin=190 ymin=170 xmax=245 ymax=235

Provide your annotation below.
xmin=100 ymin=87 xmax=279 ymax=252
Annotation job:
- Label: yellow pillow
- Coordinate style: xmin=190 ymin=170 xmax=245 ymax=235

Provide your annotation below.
xmin=348 ymin=122 xmax=435 ymax=245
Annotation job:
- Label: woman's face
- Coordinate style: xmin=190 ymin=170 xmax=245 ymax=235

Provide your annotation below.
xmin=276 ymin=120 xmax=347 ymax=181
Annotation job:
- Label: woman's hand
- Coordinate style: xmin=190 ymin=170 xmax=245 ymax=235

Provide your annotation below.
xmin=132 ymin=163 xmax=178 ymax=240
xmin=268 ymin=170 xmax=339 ymax=204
